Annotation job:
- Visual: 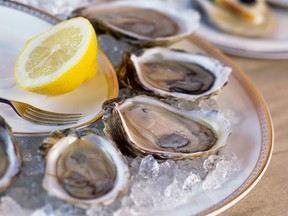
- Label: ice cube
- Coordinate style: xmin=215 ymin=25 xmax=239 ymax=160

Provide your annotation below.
xmin=173 ymin=166 xmax=190 ymax=185
xmin=22 ymin=149 xmax=33 ymax=162
xmin=0 ymin=196 xmax=33 ymax=216
xmin=130 ymin=192 xmax=154 ymax=214
xmin=30 ymin=209 xmax=48 ymax=216
xmin=114 ymin=207 xmax=132 ymax=216
xmin=86 ymin=206 xmax=105 ymax=216
xmin=144 ymin=176 xmax=172 ymax=205
xmin=158 ymin=160 xmax=176 ymax=177
xmin=164 ymin=179 xmax=180 ymax=197
xmin=202 ymin=173 xmax=219 ymax=191
xmin=121 ymin=196 xmax=135 ymax=208
xmin=98 ymin=35 xmax=131 ymax=68
xmin=212 ymin=162 xmax=228 ymax=184
xmin=54 ymin=203 xmax=84 ymax=216
xmin=182 ymin=173 xmax=201 ymax=192
xmin=203 ymin=155 xmax=223 ymax=172
xmin=139 ymin=155 xmax=159 ymax=179
xmin=129 ymin=156 xmax=142 ymax=175
xmin=25 ymin=155 xmax=45 ymax=176
xmin=223 ymin=153 xmax=241 ymax=172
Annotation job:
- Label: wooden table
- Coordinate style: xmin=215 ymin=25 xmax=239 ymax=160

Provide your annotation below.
xmin=222 ymin=56 xmax=288 ymax=215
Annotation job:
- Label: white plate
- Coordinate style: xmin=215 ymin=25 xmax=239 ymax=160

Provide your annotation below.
xmin=0 ymin=0 xmax=118 ymax=135
xmin=192 ymin=0 xmax=288 ymax=59
xmin=0 ymin=1 xmax=274 ymax=215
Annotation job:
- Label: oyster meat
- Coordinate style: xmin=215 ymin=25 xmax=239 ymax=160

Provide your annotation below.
xmin=196 ymin=0 xmax=276 ymax=37
xmin=71 ymin=0 xmax=199 ymax=46
xmin=0 ymin=116 xmax=22 ymax=192
xmin=119 ymin=47 xmax=231 ymax=101
xmin=42 ymin=129 xmax=130 ymax=207
xmin=104 ymin=96 xmax=231 ymax=160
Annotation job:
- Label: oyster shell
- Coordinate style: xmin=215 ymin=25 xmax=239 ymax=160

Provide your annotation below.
xmin=196 ymin=0 xmax=276 ymax=37
xmin=0 ymin=116 xmax=22 ymax=192
xmin=42 ymin=129 xmax=130 ymax=208
xmin=118 ymin=47 xmax=231 ymax=101
xmin=71 ymin=0 xmax=200 ymax=46
xmin=103 ymin=95 xmax=231 ymax=160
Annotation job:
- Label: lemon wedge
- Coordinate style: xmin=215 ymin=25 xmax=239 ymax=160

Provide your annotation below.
xmin=14 ymin=17 xmax=98 ymax=95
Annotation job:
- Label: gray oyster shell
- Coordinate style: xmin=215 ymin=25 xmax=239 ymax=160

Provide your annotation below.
xmin=118 ymin=47 xmax=231 ymax=101
xmin=0 ymin=115 xmax=22 ymax=192
xmin=70 ymin=0 xmax=199 ymax=47
xmin=103 ymin=95 xmax=231 ymax=160
xmin=41 ymin=128 xmax=130 ymax=208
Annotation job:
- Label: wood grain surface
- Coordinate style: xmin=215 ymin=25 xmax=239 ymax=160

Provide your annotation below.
xmin=221 ymin=56 xmax=288 ymax=216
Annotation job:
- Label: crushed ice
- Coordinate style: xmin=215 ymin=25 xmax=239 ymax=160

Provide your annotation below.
xmin=90 ymin=152 xmax=240 ymax=215
xmin=0 ymin=138 xmax=240 ymax=216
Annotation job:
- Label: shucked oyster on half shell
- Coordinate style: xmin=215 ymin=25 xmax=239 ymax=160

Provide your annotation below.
xmin=0 ymin=116 xmax=22 ymax=192
xmin=103 ymin=95 xmax=231 ymax=160
xmin=118 ymin=47 xmax=231 ymax=101
xmin=70 ymin=0 xmax=200 ymax=46
xmin=41 ymin=129 xmax=130 ymax=208
xmin=196 ymin=0 xmax=276 ymax=37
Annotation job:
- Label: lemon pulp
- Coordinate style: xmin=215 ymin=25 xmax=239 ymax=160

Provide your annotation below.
xmin=14 ymin=17 xmax=98 ymax=95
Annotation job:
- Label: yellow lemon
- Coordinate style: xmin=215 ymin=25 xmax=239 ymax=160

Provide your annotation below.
xmin=14 ymin=17 xmax=98 ymax=95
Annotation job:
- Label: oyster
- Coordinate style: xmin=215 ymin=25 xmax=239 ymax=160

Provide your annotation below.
xmin=118 ymin=47 xmax=231 ymax=101
xmin=0 ymin=116 xmax=22 ymax=192
xmin=103 ymin=95 xmax=231 ymax=160
xmin=70 ymin=0 xmax=200 ymax=46
xmin=196 ymin=0 xmax=276 ymax=37
xmin=42 ymin=129 xmax=130 ymax=207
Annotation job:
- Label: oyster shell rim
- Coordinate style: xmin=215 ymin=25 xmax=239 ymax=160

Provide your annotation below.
xmin=104 ymin=95 xmax=231 ymax=160
xmin=42 ymin=129 xmax=130 ymax=208
xmin=120 ymin=47 xmax=232 ymax=101
xmin=71 ymin=0 xmax=200 ymax=46
xmin=0 ymin=116 xmax=22 ymax=193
